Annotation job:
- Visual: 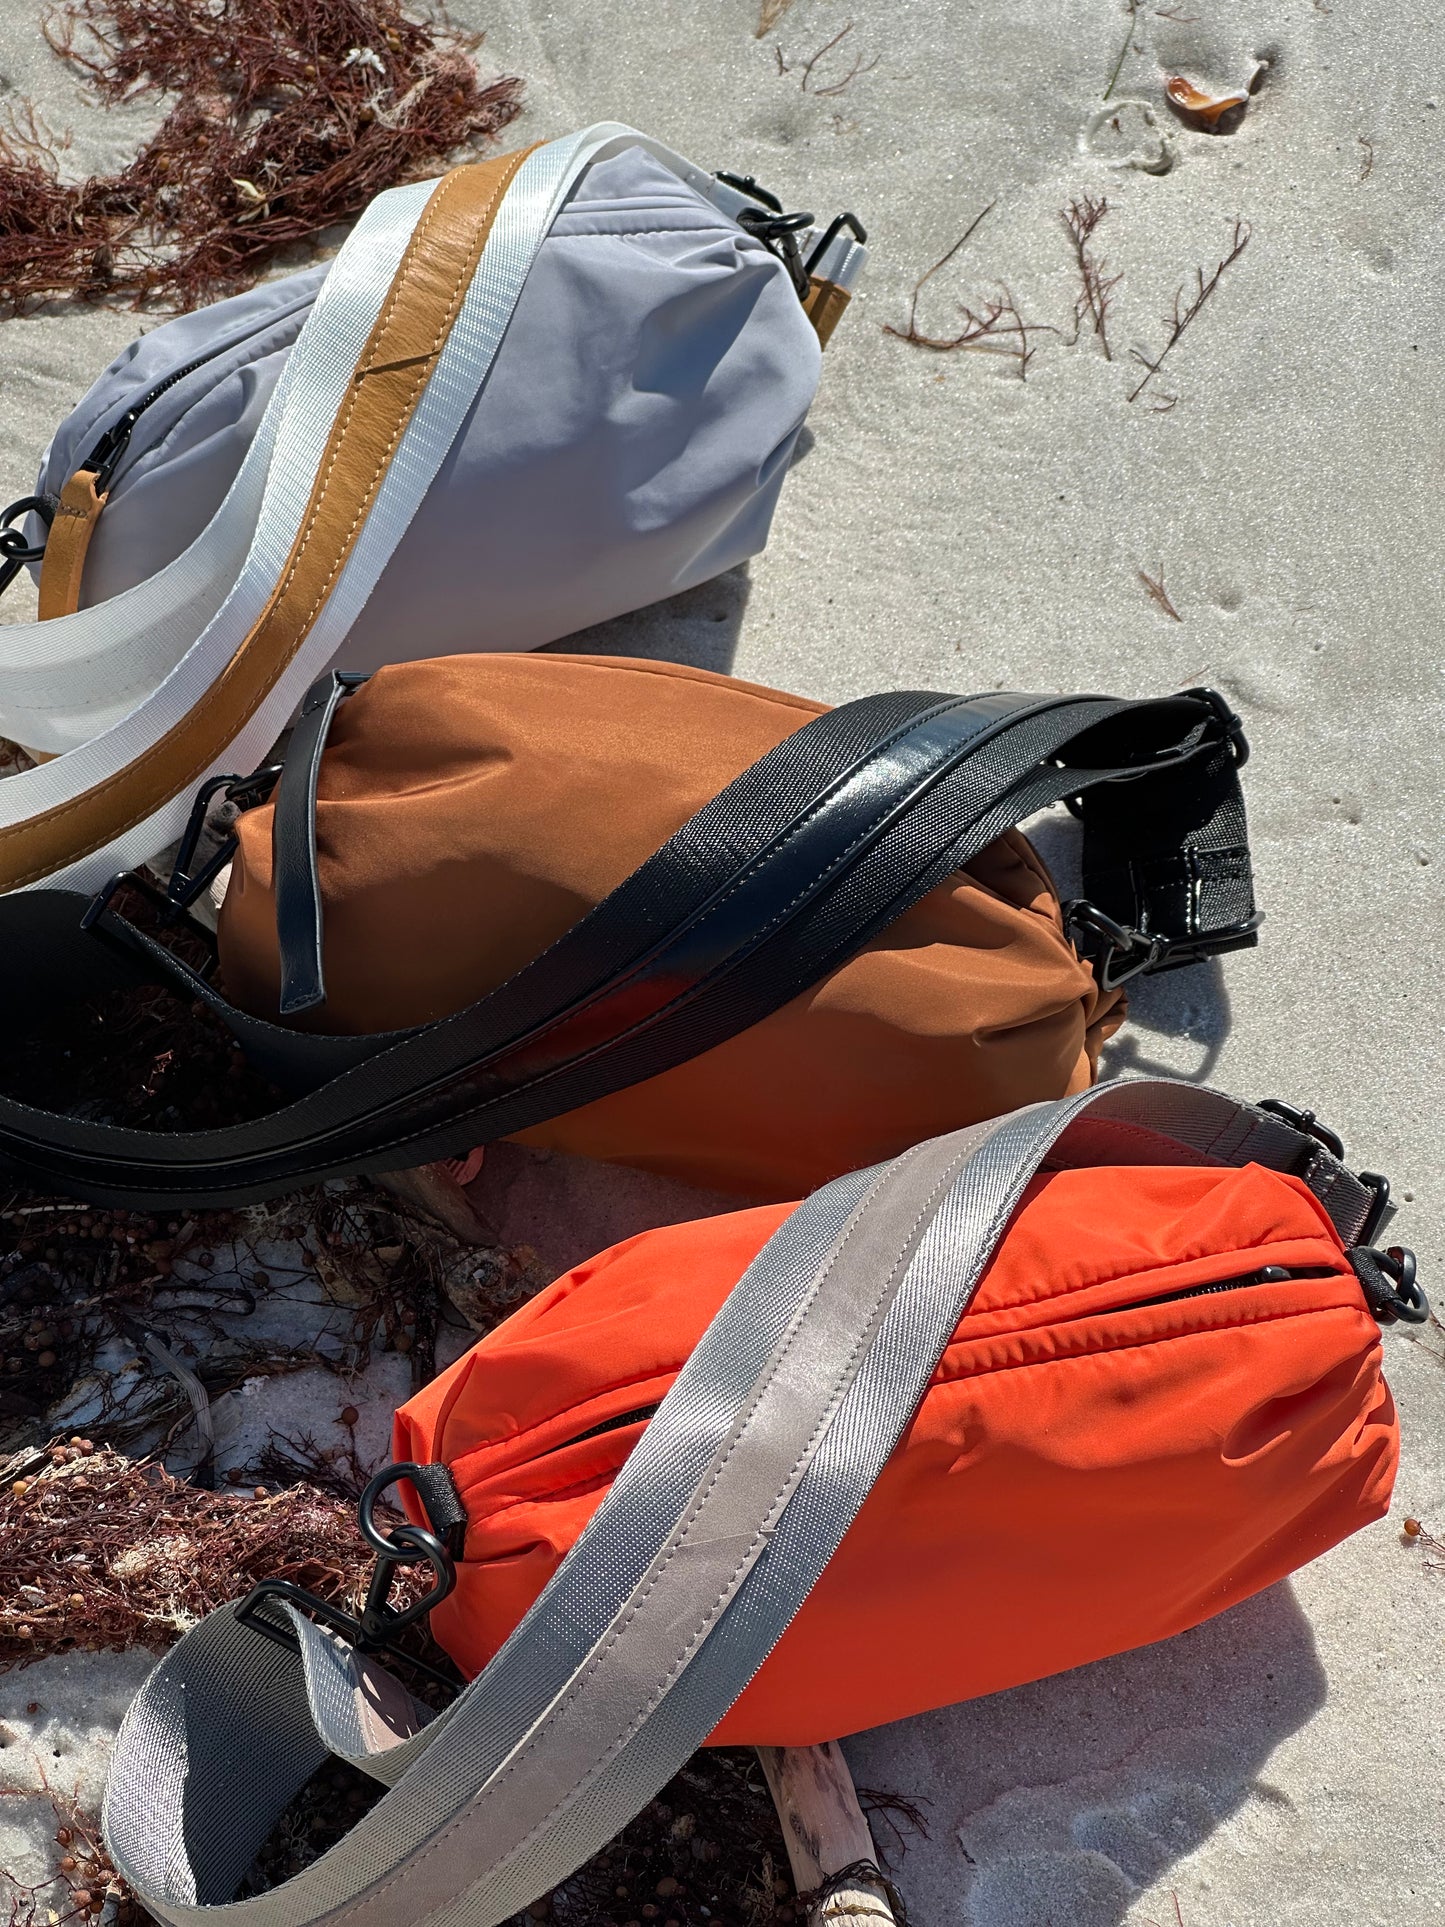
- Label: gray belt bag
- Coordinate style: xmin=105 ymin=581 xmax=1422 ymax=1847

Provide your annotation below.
xmin=4 ymin=131 xmax=864 ymax=691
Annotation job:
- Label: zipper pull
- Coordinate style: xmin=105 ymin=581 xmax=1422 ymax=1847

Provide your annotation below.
xmin=85 ymin=409 xmax=143 ymax=493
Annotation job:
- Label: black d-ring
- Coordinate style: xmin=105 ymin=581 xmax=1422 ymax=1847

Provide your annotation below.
xmin=358 ymin=1461 xmax=444 ymax=1554
xmin=0 ymin=494 xmax=53 ymax=595
xmin=1348 ymin=1243 xmax=1430 ymax=1326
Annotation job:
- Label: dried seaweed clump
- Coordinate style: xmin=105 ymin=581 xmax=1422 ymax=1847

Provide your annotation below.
xmin=0 ymin=1439 xmax=409 ymax=1665
xmin=0 ymin=0 xmax=524 ymax=312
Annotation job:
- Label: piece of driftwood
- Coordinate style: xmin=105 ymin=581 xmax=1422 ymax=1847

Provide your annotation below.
xmin=757 ymin=1742 xmax=900 ymax=1923
xmin=374 ymin=1160 xmax=496 ymax=1245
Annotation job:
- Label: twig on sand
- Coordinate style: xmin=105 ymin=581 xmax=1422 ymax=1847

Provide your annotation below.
xmin=1103 ymin=0 xmax=1143 ymax=101
xmin=1062 ymin=193 xmax=1121 ymax=359
xmin=1138 ymin=568 xmax=1183 ymax=621
xmin=1127 ymin=217 xmax=1252 ymax=401
xmin=1141 ymin=1895 xmax=1187 ymax=1927
xmin=887 ymin=202 xmax=996 ymax=340
xmin=777 ymin=21 xmax=879 ymax=95
xmin=885 ymin=206 xmax=1055 ymax=380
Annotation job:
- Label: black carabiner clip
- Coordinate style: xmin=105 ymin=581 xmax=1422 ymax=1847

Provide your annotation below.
xmin=0 ymin=495 xmax=53 ymax=596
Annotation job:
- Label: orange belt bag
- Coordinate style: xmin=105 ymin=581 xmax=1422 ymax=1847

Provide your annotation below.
xmin=393 ymin=1083 xmax=1419 ymax=1747
xmin=109 ymin=1084 xmax=1425 ymax=1921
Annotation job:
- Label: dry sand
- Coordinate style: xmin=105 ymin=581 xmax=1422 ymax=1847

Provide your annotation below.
xmin=2 ymin=0 xmax=1444 ymax=1921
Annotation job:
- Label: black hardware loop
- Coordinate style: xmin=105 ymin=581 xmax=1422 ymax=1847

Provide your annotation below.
xmin=1257 ymin=1098 xmax=1346 ymax=1161
xmin=1064 ymin=899 xmax=1262 ymax=991
xmin=235 ymin=1459 xmax=467 ymax=1694
xmin=736 ymin=204 xmax=816 ymax=299
xmin=804 ymin=210 xmax=868 ymax=274
xmin=0 ymin=495 xmax=53 ymax=596
xmin=1348 ymin=1243 xmax=1429 ymax=1326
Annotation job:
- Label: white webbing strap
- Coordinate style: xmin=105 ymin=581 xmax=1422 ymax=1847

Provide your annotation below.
xmin=0 ymin=125 xmax=709 ymax=893
xmin=101 ymin=1080 xmax=1369 ymax=1927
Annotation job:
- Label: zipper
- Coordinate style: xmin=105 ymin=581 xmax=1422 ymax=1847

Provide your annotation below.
xmin=81 ymin=350 xmax=223 ymax=492
xmin=561 ymin=1404 xmax=660 ymax=1449
xmin=1115 ymin=1263 xmax=1339 ymax=1316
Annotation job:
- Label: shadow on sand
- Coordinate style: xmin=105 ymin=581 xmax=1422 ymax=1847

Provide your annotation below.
xmin=1026 ymin=806 xmax=1234 ymax=1085
xmin=844 ymin=1581 xmax=1326 ymax=1927
xmin=541 ymin=560 xmax=751 ymax=677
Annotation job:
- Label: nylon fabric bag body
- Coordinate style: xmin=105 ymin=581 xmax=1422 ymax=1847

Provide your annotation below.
xmin=218 ymin=652 xmax=1124 ymax=1197
xmin=17 ymin=144 xmax=828 ymax=687
xmin=396 ymin=1152 xmax=1398 ymax=1746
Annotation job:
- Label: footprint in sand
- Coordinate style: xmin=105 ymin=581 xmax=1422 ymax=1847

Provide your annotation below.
xmin=1083 ymin=99 xmax=1176 ymax=174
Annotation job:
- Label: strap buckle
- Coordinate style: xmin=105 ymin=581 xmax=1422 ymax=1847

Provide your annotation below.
xmin=1256 ymin=1097 xmax=1346 ymax=1160
xmin=0 ymin=494 xmax=53 ymax=596
xmin=1062 ymin=900 xmax=1169 ymax=990
xmin=165 ymin=762 xmax=283 ymax=913
xmin=1065 ymin=899 xmax=1264 ymax=991
xmin=1181 ymin=684 xmax=1250 ymax=767
xmin=235 ymin=1462 xmax=463 ymax=1693
xmin=736 ymin=204 xmax=817 ymax=299
xmin=79 ymin=763 xmax=282 ymax=971
xmin=1257 ymin=1100 xmax=1402 ymax=1249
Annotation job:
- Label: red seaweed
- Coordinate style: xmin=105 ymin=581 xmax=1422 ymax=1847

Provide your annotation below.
xmin=0 ymin=0 xmax=524 ymax=312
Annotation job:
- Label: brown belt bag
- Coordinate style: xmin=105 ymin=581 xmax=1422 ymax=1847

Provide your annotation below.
xmin=0 ymin=655 xmax=1258 ymax=1207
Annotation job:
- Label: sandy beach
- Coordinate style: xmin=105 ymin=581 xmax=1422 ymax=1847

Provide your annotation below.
xmin=1 ymin=0 xmax=1443 ymax=1921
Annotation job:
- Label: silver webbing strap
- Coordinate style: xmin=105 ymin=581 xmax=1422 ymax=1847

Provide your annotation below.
xmin=102 ymin=1079 xmax=1371 ymax=1926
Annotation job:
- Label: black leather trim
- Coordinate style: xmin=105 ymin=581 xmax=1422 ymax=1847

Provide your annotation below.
xmin=274 ymin=670 xmax=370 ymax=1015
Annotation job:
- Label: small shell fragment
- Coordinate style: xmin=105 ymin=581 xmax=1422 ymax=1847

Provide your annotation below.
xmin=1165 ymin=74 xmax=1250 ymax=125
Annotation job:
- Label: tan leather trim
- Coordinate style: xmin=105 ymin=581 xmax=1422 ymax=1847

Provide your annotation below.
xmin=37 ymin=467 xmax=107 ymax=622
xmin=0 ymin=142 xmax=540 ymax=894
xmin=803 ymin=276 xmax=851 ymax=348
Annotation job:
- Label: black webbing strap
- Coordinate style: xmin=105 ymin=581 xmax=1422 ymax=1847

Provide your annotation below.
xmin=0 ymin=683 xmax=1257 ymax=1207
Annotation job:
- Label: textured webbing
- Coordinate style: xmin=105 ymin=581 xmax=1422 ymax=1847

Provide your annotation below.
xmin=101 ymin=1081 xmax=1374 ymax=1927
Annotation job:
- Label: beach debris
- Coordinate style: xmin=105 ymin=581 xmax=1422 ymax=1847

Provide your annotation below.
xmin=1103 ymin=0 xmax=1144 ymax=102
xmin=0 ymin=1441 xmax=427 ymax=1667
xmin=1141 ymin=1897 xmax=1188 ymax=1927
xmin=0 ymin=0 xmax=524 ymax=313
xmin=1127 ymin=215 xmax=1252 ymax=402
xmin=1358 ymin=134 xmax=1376 ymax=181
xmin=1062 ymin=194 xmax=1121 ymax=360
xmin=885 ymin=205 xmax=1054 ymax=381
xmin=1164 ymin=74 xmax=1251 ymax=128
xmin=1137 ymin=568 xmax=1183 ymax=622
xmin=1084 ymin=100 xmax=1175 ymax=175
xmin=0 ymin=1766 xmax=139 ymax=1925
xmin=1401 ymin=1515 xmax=1445 ymax=1573
xmin=141 ymin=1330 xmax=215 ymax=1485
xmin=775 ymin=22 xmax=879 ymax=96
xmin=755 ymin=0 xmax=797 ymax=35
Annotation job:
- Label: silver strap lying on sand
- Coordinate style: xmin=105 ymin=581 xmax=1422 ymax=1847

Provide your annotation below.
xmin=102 ymin=1079 xmax=1374 ymax=1926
